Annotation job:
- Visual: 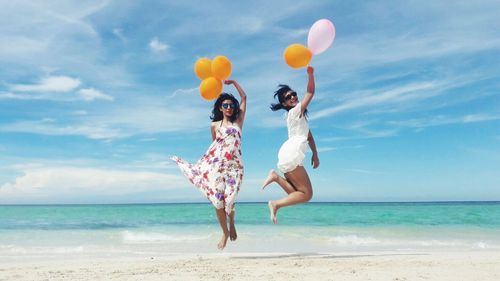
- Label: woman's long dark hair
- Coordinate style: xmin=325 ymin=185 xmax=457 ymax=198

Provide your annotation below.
xmin=270 ymin=84 xmax=308 ymax=116
xmin=210 ymin=93 xmax=240 ymax=122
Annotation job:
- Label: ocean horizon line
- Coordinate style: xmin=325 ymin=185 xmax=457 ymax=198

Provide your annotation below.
xmin=1 ymin=200 xmax=500 ymax=207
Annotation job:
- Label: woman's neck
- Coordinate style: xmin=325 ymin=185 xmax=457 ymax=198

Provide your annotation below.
xmin=221 ymin=117 xmax=232 ymax=125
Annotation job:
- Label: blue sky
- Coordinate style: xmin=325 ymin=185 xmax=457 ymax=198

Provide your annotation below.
xmin=0 ymin=0 xmax=499 ymax=204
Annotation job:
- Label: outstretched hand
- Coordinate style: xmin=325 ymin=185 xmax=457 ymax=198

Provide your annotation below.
xmin=307 ymin=66 xmax=314 ymax=75
xmin=311 ymin=153 xmax=320 ymax=169
xmin=224 ymin=80 xmax=235 ymax=85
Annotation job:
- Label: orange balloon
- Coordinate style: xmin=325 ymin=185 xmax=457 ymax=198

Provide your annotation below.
xmin=211 ymin=55 xmax=232 ymax=80
xmin=194 ymin=58 xmax=212 ymax=80
xmin=199 ymin=77 xmax=222 ymax=101
xmin=283 ymin=44 xmax=312 ymax=68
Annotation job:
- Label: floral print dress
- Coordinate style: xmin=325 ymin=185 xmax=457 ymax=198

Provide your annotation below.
xmin=171 ymin=124 xmax=243 ymax=214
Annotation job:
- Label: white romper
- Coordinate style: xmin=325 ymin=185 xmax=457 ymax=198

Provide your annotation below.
xmin=277 ymin=102 xmax=309 ymax=173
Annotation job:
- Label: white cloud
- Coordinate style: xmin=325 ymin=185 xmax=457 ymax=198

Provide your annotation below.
xmin=317 ymin=147 xmax=337 ymax=153
xmin=463 ymin=114 xmax=500 ymax=123
xmin=165 ymin=1 xmax=321 ymax=37
xmin=78 ymin=88 xmax=114 ymax=101
xmin=112 ymin=28 xmax=126 ymax=42
xmin=149 ymin=37 xmax=169 ymax=53
xmin=273 ymin=27 xmax=309 ymax=39
xmin=0 ymin=36 xmax=49 ymax=58
xmin=0 ymin=95 xmax=210 ymax=139
xmin=235 ymin=17 xmax=265 ymax=34
xmin=168 ymin=87 xmax=199 ymax=99
xmin=101 ymin=103 xmax=208 ymax=135
xmin=0 ymin=2 xmax=108 ymax=60
xmin=342 ymin=168 xmax=385 ymax=175
xmin=4 ymin=77 xmax=114 ymax=102
xmin=311 ymin=82 xmax=440 ymax=120
xmin=10 ymin=76 xmax=81 ymax=92
xmin=72 ymin=110 xmax=88 ymax=115
xmin=388 ymin=113 xmax=500 ymax=128
xmin=0 ymin=1 xmax=134 ymax=92
xmin=320 ymin=129 xmax=397 ymax=141
xmin=0 ymin=92 xmax=26 ymax=100
xmin=329 ymin=34 xmax=500 ymax=72
xmin=0 ymin=166 xmax=186 ymax=200
xmin=0 ymin=120 xmax=124 ymax=140
xmin=354 ymin=128 xmax=398 ymax=139
xmin=138 ymin=138 xmax=158 ymax=142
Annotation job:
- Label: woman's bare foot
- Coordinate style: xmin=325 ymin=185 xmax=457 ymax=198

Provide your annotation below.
xmin=217 ymin=232 xmax=229 ymax=250
xmin=229 ymin=223 xmax=237 ymax=241
xmin=262 ymin=170 xmax=278 ymax=190
xmin=268 ymin=201 xmax=278 ymax=224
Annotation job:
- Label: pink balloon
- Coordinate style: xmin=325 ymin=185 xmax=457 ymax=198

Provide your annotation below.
xmin=307 ymin=19 xmax=336 ymax=55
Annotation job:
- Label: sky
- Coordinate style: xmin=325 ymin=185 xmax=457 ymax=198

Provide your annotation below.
xmin=0 ymin=0 xmax=499 ymax=204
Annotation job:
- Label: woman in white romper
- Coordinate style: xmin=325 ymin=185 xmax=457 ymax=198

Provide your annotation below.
xmin=262 ymin=66 xmax=320 ymax=224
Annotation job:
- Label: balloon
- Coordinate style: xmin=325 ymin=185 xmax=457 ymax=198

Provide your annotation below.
xmin=307 ymin=19 xmax=336 ymax=55
xmin=211 ymin=56 xmax=232 ymax=80
xmin=194 ymin=58 xmax=212 ymax=80
xmin=199 ymin=77 xmax=222 ymax=101
xmin=283 ymin=44 xmax=312 ymax=68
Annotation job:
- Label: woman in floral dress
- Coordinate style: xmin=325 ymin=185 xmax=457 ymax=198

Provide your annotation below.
xmin=171 ymin=80 xmax=246 ymax=250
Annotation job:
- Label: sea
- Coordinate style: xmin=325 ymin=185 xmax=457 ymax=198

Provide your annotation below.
xmin=1 ymin=202 xmax=499 ymax=261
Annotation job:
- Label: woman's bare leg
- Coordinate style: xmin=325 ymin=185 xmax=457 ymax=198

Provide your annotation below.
xmin=268 ymin=201 xmax=278 ymax=224
xmin=215 ymin=208 xmax=229 ymax=250
xmin=228 ymin=210 xmax=237 ymax=241
xmin=268 ymin=166 xmax=313 ymax=224
xmin=262 ymin=169 xmax=296 ymax=194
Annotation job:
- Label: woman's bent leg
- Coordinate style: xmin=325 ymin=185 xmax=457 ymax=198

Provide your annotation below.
xmin=262 ymin=169 xmax=296 ymax=194
xmin=268 ymin=166 xmax=313 ymax=224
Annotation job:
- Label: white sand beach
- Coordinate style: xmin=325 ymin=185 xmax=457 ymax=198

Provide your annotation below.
xmin=1 ymin=251 xmax=499 ymax=281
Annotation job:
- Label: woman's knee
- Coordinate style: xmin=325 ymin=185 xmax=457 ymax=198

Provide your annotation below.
xmin=296 ymin=187 xmax=312 ymax=202
xmin=303 ymin=190 xmax=313 ymax=202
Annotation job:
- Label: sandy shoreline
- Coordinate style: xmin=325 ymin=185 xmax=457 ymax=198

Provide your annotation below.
xmin=1 ymin=251 xmax=500 ymax=281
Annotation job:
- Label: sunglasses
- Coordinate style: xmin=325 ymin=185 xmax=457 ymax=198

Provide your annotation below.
xmin=284 ymin=91 xmax=297 ymax=101
xmin=221 ymin=103 xmax=236 ymax=109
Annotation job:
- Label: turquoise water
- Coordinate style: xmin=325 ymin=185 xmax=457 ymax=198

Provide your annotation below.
xmin=1 ymin=202 xmax=500 ymax=260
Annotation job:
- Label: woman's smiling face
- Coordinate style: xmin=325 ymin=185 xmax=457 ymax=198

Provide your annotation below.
xmin=220 ymin=100 xmax=235 ymax=117
xmin=282 ymin=90 xmax=299 ymax=108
